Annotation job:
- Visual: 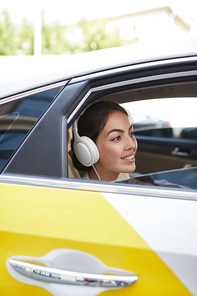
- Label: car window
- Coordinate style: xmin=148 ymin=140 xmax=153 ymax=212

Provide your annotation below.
xmin=69 ymin=93 xmax=197 ymax=190
xmin=122 ymin=97 xmax=197 ymax=139
xmin=0 ymin=87 xmax=62 ymax=172
xmin=120 ymin=97 xmax=197 ymax=176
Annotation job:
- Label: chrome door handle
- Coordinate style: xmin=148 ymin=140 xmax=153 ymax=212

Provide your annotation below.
xmin=9 ymin=259 xmax=138 ymax=287
xmin=171 ymin=147 xmax=189 ymax=157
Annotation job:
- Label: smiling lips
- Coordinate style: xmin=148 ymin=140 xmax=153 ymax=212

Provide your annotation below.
xmin=121 ymin=155 xmax=134 ymax=160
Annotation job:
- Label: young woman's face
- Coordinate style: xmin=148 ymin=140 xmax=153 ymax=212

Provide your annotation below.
xmin=95 ymin=111 xmax=137 ymax=181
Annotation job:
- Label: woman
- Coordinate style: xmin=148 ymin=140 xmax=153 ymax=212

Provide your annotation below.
xmin=71 ymin=100 xmax=137 ymax=181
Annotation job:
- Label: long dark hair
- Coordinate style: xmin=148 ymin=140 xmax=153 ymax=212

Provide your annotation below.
xmin=71 ymin=100 xmax=128 ymax=171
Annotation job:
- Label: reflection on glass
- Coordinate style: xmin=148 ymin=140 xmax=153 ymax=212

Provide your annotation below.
xmin=0 ymin=87 xmax=62 ymax=171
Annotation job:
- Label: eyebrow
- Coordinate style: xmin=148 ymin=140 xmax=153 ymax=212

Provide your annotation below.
xmin=107 ymin=124 xmax=133 ymax=136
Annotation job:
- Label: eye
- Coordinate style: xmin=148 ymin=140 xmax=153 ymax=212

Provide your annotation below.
xmin=111 ymin=136 xmax=120 ymax=141
xmin=129 ymin=132 xmax=135 ymax=137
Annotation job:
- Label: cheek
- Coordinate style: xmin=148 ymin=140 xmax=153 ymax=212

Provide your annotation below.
xmin=98 ymin=143 xmax=121 ymax=162
xmin=135 ymin=138 xmax=138 ymax=151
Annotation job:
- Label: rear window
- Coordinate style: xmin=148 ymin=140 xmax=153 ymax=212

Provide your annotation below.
xmin=0 ymin=87 xmax=62 ymax=172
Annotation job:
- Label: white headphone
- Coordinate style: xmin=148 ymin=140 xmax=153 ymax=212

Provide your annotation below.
xmin=73 ymin=116 xmax=100 ymax=167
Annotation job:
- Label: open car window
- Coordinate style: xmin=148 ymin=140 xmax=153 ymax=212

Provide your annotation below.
xmin=69 ymin=82 xmax=197 ymax=192
xmin=120 ymin=97 xmax=197 ymax=176
xmin=122 ymin=97 xmax=197 ymax=141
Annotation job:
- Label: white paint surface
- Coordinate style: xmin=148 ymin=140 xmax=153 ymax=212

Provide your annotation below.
xmin=103 ymin=192 xmax=197 ymax=295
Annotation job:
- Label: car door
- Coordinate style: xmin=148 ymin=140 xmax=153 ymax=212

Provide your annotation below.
xmin=2 ymin=174 xmax=197 ymax=296
xmin=1 ymin=55 xmax=197 ymax=296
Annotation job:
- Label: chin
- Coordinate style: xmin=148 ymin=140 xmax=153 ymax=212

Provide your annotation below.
xmin=122 ymin=164 xmax=136 ymax=173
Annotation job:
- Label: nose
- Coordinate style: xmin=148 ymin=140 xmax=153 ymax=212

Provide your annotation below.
xmin=125 ymin=135 xmax=137 ymax=151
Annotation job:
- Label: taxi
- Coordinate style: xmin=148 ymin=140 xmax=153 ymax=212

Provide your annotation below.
xmin=0 ymin=40 xmax=197 ymax=296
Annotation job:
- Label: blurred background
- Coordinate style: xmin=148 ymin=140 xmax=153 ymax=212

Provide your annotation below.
xmin=0 ymin=0 xmax=197 ymax=57
xmin=0 ymin=0 xmax=197 ymax=156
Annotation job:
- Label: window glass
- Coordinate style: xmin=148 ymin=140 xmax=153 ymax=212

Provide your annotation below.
xmin=0 ymin=87 xmax=62 ymax=172
xmin=121 ymin=167 xmax=197 ymax=190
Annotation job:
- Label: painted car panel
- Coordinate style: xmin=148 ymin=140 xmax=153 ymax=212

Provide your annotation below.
xmin=103 ymin=191 xmax=197 ymax=295
xmin=0 ymin=182 xmax=193 ymax=295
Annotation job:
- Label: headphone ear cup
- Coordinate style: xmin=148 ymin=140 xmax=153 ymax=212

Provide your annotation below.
xmin=74 ymin=136 xmax=100 ymax=167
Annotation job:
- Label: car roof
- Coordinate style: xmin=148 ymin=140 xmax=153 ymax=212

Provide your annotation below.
xmin=1 ymin=39 xmax=197 ymax=99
